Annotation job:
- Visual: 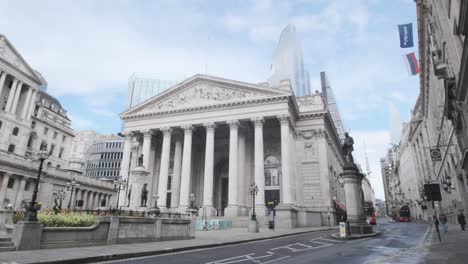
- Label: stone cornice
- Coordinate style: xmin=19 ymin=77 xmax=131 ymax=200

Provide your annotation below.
xmin=122 ymin=95 xmax=290 ymax=121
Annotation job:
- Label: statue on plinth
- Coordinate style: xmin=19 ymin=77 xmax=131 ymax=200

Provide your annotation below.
xmin=137 ymin=154 xmax=144 ymax=167
xmin=141 ymin=183 xmax=148 ymax=207
xmin=342 ymin=132 xmax=355 ymax=164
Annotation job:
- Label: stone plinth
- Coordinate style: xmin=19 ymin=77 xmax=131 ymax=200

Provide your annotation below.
xmin=13 ymin=221 xmax=43 ymax=250
xmin=340 ymin=164 xmax=373 ymax=235
xmin=128 ymin=166 xmax=150 ymax=211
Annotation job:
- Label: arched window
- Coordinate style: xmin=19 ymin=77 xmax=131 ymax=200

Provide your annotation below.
xmin=12 ymin=127 xmax=19 ymax=136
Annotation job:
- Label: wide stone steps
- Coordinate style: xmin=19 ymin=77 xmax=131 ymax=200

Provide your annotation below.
xmin=0 ymin=237 xmax=15 ymax=252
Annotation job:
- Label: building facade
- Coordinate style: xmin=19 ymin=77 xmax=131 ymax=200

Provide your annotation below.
xmin=320 ymin=72 xmax=346 ymax=141
xmin=267 ymin=24 xmax=311 ymax=97
xmin=0 ymin=34 xmax=116 ymax=211
xmin=119 ymin=74 xmax=346 ymax=228
xmin=85 ymin=135 xmax=124 ymax=180
xmin=382 ymin=1 xmax=468 ymax=223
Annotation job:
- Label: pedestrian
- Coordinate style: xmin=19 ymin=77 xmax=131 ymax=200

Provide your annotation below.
xmin=458 ymin=211 xmax=466 ymax=231
xmin=439 ymin=213 xmax=448 ymax=234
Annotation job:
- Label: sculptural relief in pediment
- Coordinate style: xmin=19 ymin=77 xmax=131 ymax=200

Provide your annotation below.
xmin=149 ymin=84 xmax=265 ymax=110
xmin=0 ymin=38 xmax=37 ymax=79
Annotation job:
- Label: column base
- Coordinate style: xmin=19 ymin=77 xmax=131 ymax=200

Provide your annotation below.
xmin=224 ymin=205 xmax=240 ymax=217
xmin=199 ymin=205 xmax=217 ymax=217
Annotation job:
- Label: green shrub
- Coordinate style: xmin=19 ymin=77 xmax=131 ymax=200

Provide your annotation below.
xmin=37 ymin=212 xmax=96 ymax=227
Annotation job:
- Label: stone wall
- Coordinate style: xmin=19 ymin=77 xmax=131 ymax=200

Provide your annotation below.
xmin=12 ymin=216 xmax=193 ymax=250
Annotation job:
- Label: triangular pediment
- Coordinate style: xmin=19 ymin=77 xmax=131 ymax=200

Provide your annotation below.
xmin=123 ymin=74 xmax=291 ymax=116
xmin=0 ymin=35 xmax=43 ymax=84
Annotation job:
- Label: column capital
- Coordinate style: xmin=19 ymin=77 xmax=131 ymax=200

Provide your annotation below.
xmin=123 ymin=132 xmax=133 ymax=140
xmin=181 ymin=125 xmax=194 ymax=134
xmin=277 ymin=114 xmax=290 ymax=126
xmin=227 ymin=120 xmax=240 ymax=129
xmin=142 ymin=130 xmax=154 ymax=137
xmin=251 ymin=117 xmax=264 ymax=127
xmin=161 ymin=127 xmax=173 ymax=136
xmin=203 ymin=122 xmax=216 ymax=132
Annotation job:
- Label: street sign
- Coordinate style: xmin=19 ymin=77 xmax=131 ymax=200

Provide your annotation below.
xmin=430 ymin=148 xmax=442 ymax=161
xmin=339 ymin=222 xmax=346 ymax=237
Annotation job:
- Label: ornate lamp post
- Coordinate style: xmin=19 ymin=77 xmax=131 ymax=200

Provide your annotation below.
xmin=113 ymin=177 xmax=127 ymax=212
xmin=24 ymin=143 xmax=50 ymax=221
xmin=190 ymin=193 xmax=195 ymax=210
xmin=249 ymin=183 xmax=259 ymax=221
xmin=66 ymin=178 xmax=80 ymax=210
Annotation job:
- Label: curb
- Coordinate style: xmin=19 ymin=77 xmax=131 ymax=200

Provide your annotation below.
xmin=35 ymin=227 xmax=339 ymax=264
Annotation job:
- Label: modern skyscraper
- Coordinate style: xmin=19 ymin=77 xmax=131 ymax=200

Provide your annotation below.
xmin=126 ymin=73 xmax=181 ymax=109
xmin=320 ymin=71 xmax=346 ymax=141
xmin=267 ymin=24 xmax=311 ymax=96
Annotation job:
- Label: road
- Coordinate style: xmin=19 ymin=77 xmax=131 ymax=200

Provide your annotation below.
xmin=97 ymin=222 xmax=429 ymax=264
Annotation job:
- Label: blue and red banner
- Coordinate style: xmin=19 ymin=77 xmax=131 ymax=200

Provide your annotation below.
xmin=398 ymin=23 xmax=414 ymax=48
xmin=404 ymin=52 xmax=420 ymax=75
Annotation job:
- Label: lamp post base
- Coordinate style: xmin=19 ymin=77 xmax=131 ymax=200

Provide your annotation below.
xmin=12 ymin=221 xmax=43 ymax=250
xmin=248 ymin=220 xmax=259 ymax=233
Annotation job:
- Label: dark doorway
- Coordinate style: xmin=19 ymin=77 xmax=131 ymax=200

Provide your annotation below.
xmin=221 ymin=178 xmax=228 ymax=216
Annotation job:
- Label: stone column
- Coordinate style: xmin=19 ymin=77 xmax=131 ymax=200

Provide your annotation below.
xmin=14 ymin=177 xmax=27 ymax=209
xmin=238 ymin=128 xmax=247 ymax=215
xmin=0 ymin=71 xmax=7 ymax=97
xmin=20 ymin=87 xmax=32 ymax=119
xmin=5 ymin=79 xmax=18 ymax=113
xmin=225 ymin=120 xmax=239 ymax=216
xmin=0 ymin=173 xmax=12 ymax=206
xmin=201 ymin=122 xmax=216 ymax=216
xmin=278 ymin=115 xmax=292 ymax=205
xmin=178 ymin=125 xmax=193 ymax=212
xmin=26 ymin=90 xmax=37 ymax=121
xmin=120 ymin=133 xmax=133 ymax=180
xmin=141 ymin=130 xmax=153 ymax=170
xmin=252 ymin=117 xmax=266 ymax=213
xmin=171 ymin=134 xmax=183 ymax=208
xmin=10 ymin=81 xmax=23 ymax=114
xmin=340 ymin=165 xmax=373 ymax=235
xmin=157 ymin=127 xmax=172 ymax=209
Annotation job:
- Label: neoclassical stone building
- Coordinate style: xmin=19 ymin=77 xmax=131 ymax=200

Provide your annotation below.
xmin=120 ymin=74 xmax=346 ymax=228
xmin=0 ymin=34 xmax=115 ymax=211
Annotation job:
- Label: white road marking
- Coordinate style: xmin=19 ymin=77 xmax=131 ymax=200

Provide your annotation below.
xmin=262 ymin=256 xmax=290 ymax=263
xmin=313 ymin=237 xmax=345 ymax=243
xmin=205 ymin=253 xmax=287 ymax=264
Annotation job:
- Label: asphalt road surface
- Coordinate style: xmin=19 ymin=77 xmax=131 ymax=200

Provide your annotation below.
xmin=97 ymin=222 xmax=429 ymax=264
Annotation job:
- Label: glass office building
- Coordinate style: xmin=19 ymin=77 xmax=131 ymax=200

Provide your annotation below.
xmin=267 ymin=24 xmax=311 ymax=96
xmin=126 ymin=73 xmax=181 ymax=109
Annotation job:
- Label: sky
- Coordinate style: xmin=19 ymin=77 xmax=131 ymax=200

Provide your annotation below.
xmin=0 ymin=0 xmax=420 ymax=200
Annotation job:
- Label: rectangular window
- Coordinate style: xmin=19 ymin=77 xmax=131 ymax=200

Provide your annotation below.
xmin=24 ymin=181 xmax=30 ymax=191
xmin=43 ymin=127 xmax=48 ymax=135
xmin=7 ymin=144 xmax=15 ymax=153
xmin=53 ymin=132 xmax=58 ymax=139
xmin=49 ymin=144 xmax=55 ymax=156
xmin=7 ymin=178 xmax=14 ymax=189
xmin=167 ymin=175 xmax=172 ymax=190
xmin=58 ymin=147 xmax=64 ymax=158
xmin=62 ymin=135 xmax=66 ymax=142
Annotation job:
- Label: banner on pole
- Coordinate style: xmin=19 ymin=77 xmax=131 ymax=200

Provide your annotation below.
xmin=404 ymin=52 xmax=421 ymax=75
xmin=398 ymin=23 xmax=414 ymax=48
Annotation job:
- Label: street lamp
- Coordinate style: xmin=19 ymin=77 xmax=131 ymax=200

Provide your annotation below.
xmin=24 ymin=143 xmax=50 ymax=221
xmin=249 ymin=183 xmax=259 ymax=221
xmin=66 ymin=178 xmax=80 ymax=210
xmin=190 ymin=193 xmax=195 ymax=209
xmin=113 ymin=177 xmax=127 ymax=212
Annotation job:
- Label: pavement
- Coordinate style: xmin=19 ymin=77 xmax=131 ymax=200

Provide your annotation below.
xmin=0 ymin=226 xmax=336 ymax=264
xmin=423 ymin=223 xmax=468 ymax=264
